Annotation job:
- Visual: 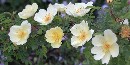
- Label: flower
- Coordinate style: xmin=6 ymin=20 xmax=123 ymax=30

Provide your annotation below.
xmin=91 ymin=29 xmax=119 ymax=64
xmin=8 ymin=20 xmax=31 ymax=45
xmin=50 ymin=3 xmax=66 ymax=12
xmin=18 ymin=3 xmax=38 ymax=19
xmin=66 ymin=2 xmax=93 ymax=17
xmin=107 ymin=0 xmax=113 ymax=3
xmin=34 ymin=4 xmax=57 ymax=25
xmin=120 ymin=25 xmax=130 ymax=38
xmin=70 ymin=20 xmax=94 ymax=48
xmin=45 ymin=26 xmax=64 ymax=48
xmin=122 ymin=19 xmax=129 ymax=25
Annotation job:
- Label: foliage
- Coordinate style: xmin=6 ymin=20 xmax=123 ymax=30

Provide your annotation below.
xmin=0 ymin=0 xmax=130 ymax=65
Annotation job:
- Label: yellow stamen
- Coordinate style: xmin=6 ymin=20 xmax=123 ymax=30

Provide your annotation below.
xmin=44 ymin=13 xmax=51 ymax=22
xmin=52 ymin=32 xmax=62 ymax=43
xmin=78 ymin=31 xmax=87 ymax=41
xmin=17 ymin=31 xmax=27 ymax=39
xmin=76 ymin=8 xmax=82 ymax=13
xmin=103 ymin=43 xmax=111 ymax=53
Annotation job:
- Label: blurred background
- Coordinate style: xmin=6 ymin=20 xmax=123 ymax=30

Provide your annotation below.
xmin=0 ymin=0 xmax=107 ymax=13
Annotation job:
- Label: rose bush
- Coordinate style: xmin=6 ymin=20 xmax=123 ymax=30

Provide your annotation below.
xmin=0 ymin=0 xmax=130 ymax=65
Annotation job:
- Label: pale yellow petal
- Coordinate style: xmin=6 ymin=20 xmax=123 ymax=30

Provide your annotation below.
xmin=8 ymin=26 xmax=21 ymax=42
xmin=104 ymin=29 xmax=117 ymax=45
xmin=110 ymin=43 xmax=119 ymax=57
xmin=51 ymin=42 xmax=62 ymax=48
xmin=85 ymin=29 xmax=94 ymax=42
xmin=70 ymin=24 xmax=82 ymax=36
xmin=71 ymin=36 xmax=81 ymax=48
xmin=92 ymin=35 xmax=104 ymax=46
xmin=91 ymin=46 xmax=105 ymax=60
xmin=16 ymin=39 xmax=27 ymax=45
xmin=91 ymin=46 xmax=104 ymax=54
xmin=101 ymin=53 xmax=111 ymax=64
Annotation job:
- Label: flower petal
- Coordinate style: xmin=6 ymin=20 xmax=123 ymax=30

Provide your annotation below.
xmin=80 ymin=20 xmax=89 ymax=30
xmin=51 ymin=43 xmax=62 ymax=48
xmin=92 ymin=47 xmax=105 ymax=60
xmin=71 ymin=36 xmax=81 ymax=48
xmin=92 ymin=35 xmax=104 ymax=46
xmin=47 ymin=4 xmax=57 ymax=16
xmin=86 ymin=29 xmax=94 ymax=42
xmin=110 ymin=43 xmax=119 ymax=57
xmin=16 ymin=39 xmax=27 ymax=45
xmin=8 ymin=26 xmax=21 ymax=42
xmin=91 ymin=46 xmax=104 ymax=54
xmin=104 ymin=29 xmax=117 ymax=45
xmin=94 ymin=53 xmax=105 ymax=60
xmin=70 ymin=24 xmax=82 ymax=36
xmin=66 ymin=2 xmax=75 ymax=15
xmin=101 ymin=53 xmax=111 ymax=64
xmin=34 ymin=9 xmax=46 ymax=23
xmin=21 ymin=20 xmax=31 ymax=33
xmin=86 ymin=1 xmax=93 ymax=7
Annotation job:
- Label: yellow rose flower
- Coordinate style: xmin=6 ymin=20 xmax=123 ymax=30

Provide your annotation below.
xmin=45 ymin=26 xmax=64 ymax=48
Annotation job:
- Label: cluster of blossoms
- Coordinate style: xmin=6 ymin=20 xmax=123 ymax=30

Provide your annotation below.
xmin=8 ymin=2 xmax=123 ymax=64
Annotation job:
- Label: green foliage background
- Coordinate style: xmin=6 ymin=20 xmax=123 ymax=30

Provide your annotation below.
xmin=0 ymin=0 xmax=130 ymax=65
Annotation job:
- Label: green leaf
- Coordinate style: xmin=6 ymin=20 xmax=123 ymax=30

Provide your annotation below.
xmin=121 ymin=11 xmax=130 ymax=19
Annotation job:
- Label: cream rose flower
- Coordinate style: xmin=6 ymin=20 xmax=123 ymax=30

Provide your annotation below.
xmin=8 ymin=20 xmax=31 ymax=45
xmin=45 ymin=26 xmax=64 ymax=48
xmin=18 ymin=3 xmax=38 ymax=19
xmin=70 ymin=20 xmax=94 ymax=48
xmin=66 ymin=2 xmax=93 ymax=17
xmin=91 ymin=29 xmax=119 ymax=64
xmin=34 ymin=4 xmax=57 ymax=25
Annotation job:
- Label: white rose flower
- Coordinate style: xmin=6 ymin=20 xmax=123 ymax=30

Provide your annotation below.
xmin=34 ymin=4 xmax=57 ymax=25
xmin=66 ymin=2 xmax=93 ymax=17
xmin=91 ymin=29 xmax=119 ymax=64
xmin=18 ymin=3 xmax=38 ymax=19
xmin=70 ymin=20 xmax=94 ymax=48
xmin=8 ymin=20 xmax=31 ymax=45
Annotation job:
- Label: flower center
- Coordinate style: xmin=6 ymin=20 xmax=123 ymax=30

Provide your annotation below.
xmin=52 ymin=32 xmax=62 ymax=43
xmin=103 ymin=43 xmax=111 ymax=53
xmin=78 ymin=31 xmax=87 ymax=42
xmin=17 ymin=31 xmax=27 ymax=39
xmin=76 ymin=8 xmax=82 ymax=13
xmin=44 ymin=13 xmax=51 ymax=22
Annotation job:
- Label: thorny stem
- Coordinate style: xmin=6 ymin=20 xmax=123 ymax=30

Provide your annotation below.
xmin=109 ymin=4 xmax=124 ymax=22
xmin=109 ymin=7 xmax=116 ymax=21
xmin=109 ymin=5 xmax=117 ymax=22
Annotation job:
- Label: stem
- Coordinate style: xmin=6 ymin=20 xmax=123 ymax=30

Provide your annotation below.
xmin=109 ymin=6 xmax=117 ymax=21
xmin=109 ymin=5 xmax=123 ymax=22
